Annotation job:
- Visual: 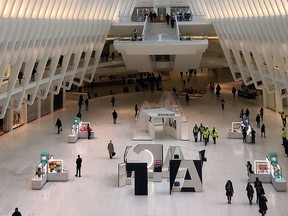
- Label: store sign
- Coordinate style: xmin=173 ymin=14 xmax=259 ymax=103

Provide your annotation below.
xmin=158 ymin=113 xmax=175 ymax=116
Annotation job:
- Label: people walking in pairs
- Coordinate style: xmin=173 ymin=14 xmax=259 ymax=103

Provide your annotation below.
xmin=199 ymin=123 xmax=205 ymax=142
xmin=258 ymin=193 xmax=268 ymax=216
xmin=193 ymin=124 xmax=199 ymax=142
xmin=112 ymin=110 xmax=118 ymax=124
xmin=254 ymin=177 xmax=264 ymax=203
xmin=211 ymin=127 xmax=218 ymax=144
xmin=75 ymin=155 xmax=82 ymax=177
xmin=256 ymin=114 xmax=261 ymax=128
xmin=246 ymin=182 xmax=254 ymax=205
xmin=260 ymin=107 xmax=264 ymax=121
xmin=225 ymin=180 xmax=234 ymax=204
xmin=232 ymin=86 xmax=236 ymax=98
xmin=107 ymin=140 xmax=115 ymax=159
xmin=281 ymin=111 xmax=286 ymax=127
xmin=242 ymin=126 xmax=247 ymax=143
xmin=55 ymin=118 xmax=62 ymax=134
xmin=251 ymin=128 xmax=256 ymax=144
xmin=281 ymin=128 xmax=286 ymax=145
xmin=220 ymin=99 xmax=225 ymax=110
xmin=111 ymin=96 xmax=115 ymax=107
xmin=261 ymin=124 xmax=266 ymax=137
xmin=85 ymin=98 xmax=89 ymax=111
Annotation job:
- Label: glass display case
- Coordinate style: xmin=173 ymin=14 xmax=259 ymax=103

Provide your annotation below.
xmin=35 ymin=162 xmax=47 ymax=178
xmin=271 ymin=164 xmax=282 ymax=181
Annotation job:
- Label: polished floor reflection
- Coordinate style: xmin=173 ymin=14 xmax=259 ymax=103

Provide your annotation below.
xmin=0 ymin=71 xmax=287 ymax=216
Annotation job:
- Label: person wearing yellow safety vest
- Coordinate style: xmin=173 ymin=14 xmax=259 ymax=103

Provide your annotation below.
xmin=281 ymin=112 xmax=286 ymax=127
xmin=199 ymin=123 xmax=205 ymax=142
xmin=281 ymin=128 xmax=287 ymax=146
xmin=203 ymin=127 xmax=210 ymax=146
xmin=193 ymin=124 xmax=199 ymax=142
xmin=211 ymin=127 xmax=218 ymax=144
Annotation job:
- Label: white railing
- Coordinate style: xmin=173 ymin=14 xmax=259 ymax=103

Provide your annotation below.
xmin=175 ymin=16 xmax=181 ymax=40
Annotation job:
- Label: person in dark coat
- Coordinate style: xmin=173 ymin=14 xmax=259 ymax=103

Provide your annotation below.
xmin=135 ymin=104 xmax=138 ymax=118
xmin=232 ymin=86 xmax=236 ymax=98
xmin=258 ymin=193 xmax=268 ymax=216
xmin=75 ymin=155 xmax=82 ymax=177
xmin=185 ymin=94 xmax=189 ymax=105
xmin=112 ymin=110 xmax=118 ymax=124
xmin=76 ymin=111 xmax=82 ymax=120
xmin=246 ymin=182 xmax=254 ymax=205
xmin=251 ymin=128 xmax=256 ymax=144
xmin=283 ymin=138 xmax=288 ymax=156
xmin=242 ymin=126 xmax=247 ymax=143
xmin=165 ymin=13 xmax=170 ymax=25
xmin=256 ymin=114 xmax=261 ymax=128
xmin=12 ymin=207 xmax=22 ymax=216
xmin=216 ymin=84 xmax=221 ymax=96
xmin=245 ymin=108 xmax=250 ymax=117
xmin=225 ymin=180 xmax=234 ymax=204
xmin=85 ymin=98 xmax=89 ymax=111
xmin=246 ymin=161 xmax=253 ymax=176
xmin=254 ymin=177 xmax=264 ymax=203
xmin=220 ymin=99 xmax=225 ymax=110
xmin=111 ymin=96 xmax=115 ymax=107
xmin=87 ymin=123 xmax=92 ymax=140
xmin=55 ymin=118 xmax=62 ymax=134
xmin=261 ymin=124 xmax=266 ymax=137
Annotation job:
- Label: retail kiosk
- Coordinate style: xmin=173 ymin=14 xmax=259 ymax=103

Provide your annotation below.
xmin=31 ymin=152 xmax=69 ymax=190
xmin=68 ymin=117 xmax=94 ymax=143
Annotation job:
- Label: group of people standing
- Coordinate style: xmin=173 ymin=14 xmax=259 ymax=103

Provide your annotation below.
xmin=193 ymin=124 xmax=218 ymax=145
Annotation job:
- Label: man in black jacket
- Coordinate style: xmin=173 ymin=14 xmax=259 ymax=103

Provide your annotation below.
xmin=75 ymin=155 xmax=82 ymax=177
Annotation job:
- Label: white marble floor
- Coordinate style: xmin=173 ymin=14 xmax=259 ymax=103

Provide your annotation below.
xmin=1 ymin=72 xmax=288 ymax=216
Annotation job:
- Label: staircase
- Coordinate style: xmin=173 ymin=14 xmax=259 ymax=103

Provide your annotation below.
xmin=144 ymin=22 xmax=179 ymax=41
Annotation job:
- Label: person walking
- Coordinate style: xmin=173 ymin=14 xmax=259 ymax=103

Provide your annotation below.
xmin=261 ymin=124 xmax=266 ymax=137
xmin=246 ymin=161 xmax=253 ymax=176
xmin=199 ymin=123 xmax=205 ymax=142
xmin=135 ymin=104 xmax=138 ymax=118
xmin=260 ymin=107 xmax=264 ymax=121
xmin=246 ymin=182 xmax=254 ymax=205
xmin=75 ymin=155 xmax=82 ymax=177
xmin=240 ymin=108 xmax=244 ymax=120
xmin=216 ymin=84 xmax=221 ymax=96
xmin=87 ymin=123 xmax=92 ymax=140
xmin=256 ymin=114 xmax=261 ymax=128
xmin=225 ymin=180 xmax=234 ymax=204
xmin=245 ymin=108 xmax=250 ymax=117
xmin=281 ymin=128 xmax=286 ymax=145
xmin=211 ymin=127 xmax=218 ymax=144
xmin=85 ymin=98 xmax=89 ymax=111
xmin=18 ymin=71 xmax=23 ymax=84
xmin=254 ymin=177 xmax=264 ymax=203
xmin=165 ymin=13 xmax=170 ymax=25
xmin=55 ymin=118 xmax=62 ymax=134
xmin=112 ymin=110 xmax=118 ymax=124
xmin=281 ymin=111 xmax=286 ymax=127
xmin=203 ymin=127 xmax=209 ymax=146
xmin=232 ymin=86 xmax=236 ymax=98
xmin=193 ymin=124 xmax=199 ymax=142
xmin=258 ymin=193 xmax=268 ymax=216
xmin=111 ymin=96 xmax=115 ymax=107
xmin=107 ymin=140 xmax=115 ymax=159
xmin=220 ymin=99 xmax=225 ymax=110
xmin=76 ymin=111 xmax=82 ymax=120
xmin=242 ymin=126 xmax=247 ymax=143
xmin=78 ymin=99 xmax=82 ymax=112
xmin=283 ymin=138 xmax=288 ymax=156
xmin=185 ymin=93 xmax=189 ymax=105
xmin=251 ymin=128 xmax=256 ymax=144
xmin=12 ymin=207 xmax=22 ymax=216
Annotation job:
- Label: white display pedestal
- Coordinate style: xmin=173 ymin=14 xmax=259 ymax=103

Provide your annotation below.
xmin=153 ymin=172 xmax=162 ymax=182
xmin=68 ymin=134 xmax=78 ymax=143
xmin=48 ymin=171 xmax=69 ymax=182
xmin=272 ymin=177 xmax=287 ymax=192
xmin=249 ymin=173 xmax=271 ymax=183
xmin=31 ymin=174 xmax=48 ymax=190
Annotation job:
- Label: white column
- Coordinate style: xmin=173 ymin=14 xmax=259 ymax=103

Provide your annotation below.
xmin=262 ymin=89 xmax=268 ymax=108
xmin=23 ymin=104 xmax=27 ymax=124
xmin=37 ymin=98 xmax=41 ymax=119
xmin=50 ymin=94 xmax=54 ymax=113
xmin=4 ymin=109 xmax=13 ymax=132
xmin=275 ymin=92 xmax=283 ymax=113
xmin=63 ymin=90 xmax=66 ymax=108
